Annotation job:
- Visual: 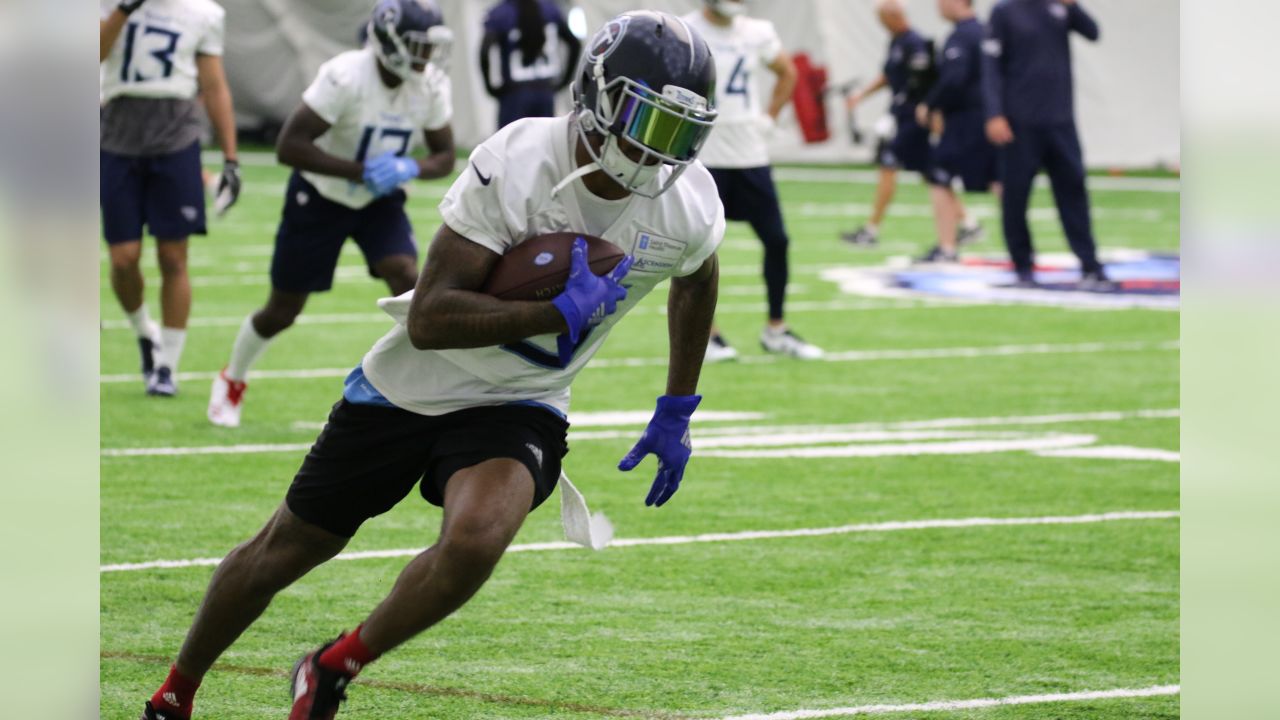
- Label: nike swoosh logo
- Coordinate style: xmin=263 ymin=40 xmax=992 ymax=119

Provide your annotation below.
xmin=472 ymin=163 xmax=492 ymax=186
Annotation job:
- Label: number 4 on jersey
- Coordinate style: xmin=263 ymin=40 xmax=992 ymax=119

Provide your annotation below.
xmin=726 ymin=56 xmax=750 ymax=103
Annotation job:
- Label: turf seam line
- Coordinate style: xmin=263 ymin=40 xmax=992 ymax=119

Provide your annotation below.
xmin=100 ymin=510 xmax=1178 ymax=573
xmin=709 ymin=684 xmax=1180 ymax=719
xmin=100 ymin=408 xmax=1179 ymax=456
xmin=98 ymin=339 xmax=1178 ymax=383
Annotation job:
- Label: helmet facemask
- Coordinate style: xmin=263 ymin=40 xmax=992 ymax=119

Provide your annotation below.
xmin=370 ymin=8 xmax=453 ymax=80
xmin=571 ymin=64 xmax=717 ymax=199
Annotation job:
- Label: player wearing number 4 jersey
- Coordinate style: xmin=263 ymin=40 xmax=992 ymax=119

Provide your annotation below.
xmin=142 ymin=11 xmax=722 ymax=720
xmin=206 ymin=0 xmax=456 ymax=428
xmin=685 ymin=0 xmax=823 ymax=362
xmin=100 ymin=0 xmax=239 ymax=397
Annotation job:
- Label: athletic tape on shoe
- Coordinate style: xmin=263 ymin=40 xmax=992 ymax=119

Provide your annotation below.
xmin=559 ymin=472 xmax=613 ymax=550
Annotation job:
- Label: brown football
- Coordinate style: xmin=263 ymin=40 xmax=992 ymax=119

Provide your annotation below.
xmin=480 ymin=232 xmax=627 ymax=301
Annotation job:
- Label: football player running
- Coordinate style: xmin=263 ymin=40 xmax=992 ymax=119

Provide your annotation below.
xmin=100 ymin=0 xmax=239 ymax=396
xmin=685 ymin=0 xmax=824 ymax=362
xmin=206 ymin=0 xmax=456 ymax=428
xmin=141 ymin=11 xmax=722 ymax=720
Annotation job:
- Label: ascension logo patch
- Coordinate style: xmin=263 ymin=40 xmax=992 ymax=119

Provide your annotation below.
xmin=822 ymin=250 xmax=1180 ymax=310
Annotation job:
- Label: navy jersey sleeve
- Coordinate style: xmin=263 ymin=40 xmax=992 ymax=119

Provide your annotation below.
xmin=981 ymin=4 xmax=1008 ymax=120
xmin=924 ymin=33 xmax=968 ymax=111
xmin=1067 ymin=2 xmax=1100 ymax=41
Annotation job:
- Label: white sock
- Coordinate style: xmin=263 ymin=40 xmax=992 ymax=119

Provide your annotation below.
xmin=865 ymin=223 xmax=880 ymax=236
xmin=225 ymin=315 xmax=272 ymax=382
xmin=961 ymin=216 xmax=979 ymax=231
xmin=158 ymin=327 xmax=187 ymax=372
xmin=126 ymin=305 xmax=159 ymax=341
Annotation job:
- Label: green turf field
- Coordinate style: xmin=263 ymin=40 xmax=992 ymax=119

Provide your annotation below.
xmin=100 ymin=157 xmax=1179 ymax=719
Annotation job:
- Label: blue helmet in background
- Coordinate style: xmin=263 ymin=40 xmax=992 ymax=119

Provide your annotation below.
xmin=368 ymin=0 xmax=453 ymax=79
xmin=568 ymin=11 xmax=718 ymax=199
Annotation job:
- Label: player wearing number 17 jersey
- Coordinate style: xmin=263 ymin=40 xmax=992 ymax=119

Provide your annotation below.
xmin=100 ymin=0 xmax=240 ymax=397
xmin=684 ymin=0 xmax=824 ymax=363
xmin=206 ymin=0 xmax=457 ymax=428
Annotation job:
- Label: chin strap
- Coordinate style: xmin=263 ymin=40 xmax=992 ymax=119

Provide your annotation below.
xmin=550 ymin=161 xmax=601 ymax=198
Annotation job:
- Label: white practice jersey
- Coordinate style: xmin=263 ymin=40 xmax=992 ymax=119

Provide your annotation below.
xmin=362 ymin=115 xmax=726 ymax=417
xmin=301 ymin=48 xmax=453 ymax=209
xmin=99 ymin=0 xmax=224 ymax=103
xmin=683 ymin=12 xmax=783 ymax=169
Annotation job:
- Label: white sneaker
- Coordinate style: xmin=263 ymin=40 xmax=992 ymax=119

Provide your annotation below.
xmin=704 ymin=333 xmax=739 ymax=363
xmin=760 ymin=327 xmax=824 ymax=360
xmin=208 ymin=368 xmax=248 ymax=427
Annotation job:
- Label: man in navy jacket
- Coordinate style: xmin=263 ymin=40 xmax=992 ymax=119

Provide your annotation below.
xmin=915 ymin=0 xmax=995 ymax=263
xmin=982 ymin=0 xmax=1115 ymax=290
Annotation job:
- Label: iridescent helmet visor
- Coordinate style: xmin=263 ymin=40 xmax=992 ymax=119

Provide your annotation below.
xmin=607 ymin=79 xmax=717 ymax=163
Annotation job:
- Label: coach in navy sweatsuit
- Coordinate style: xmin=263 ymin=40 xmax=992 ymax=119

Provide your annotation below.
xmin=982 ymin=0 xmax=1114 ymax=289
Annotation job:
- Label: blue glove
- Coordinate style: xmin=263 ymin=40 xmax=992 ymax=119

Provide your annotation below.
xmin=363 ymin=152 xmax=419 ymax=197
xmin=618 ymin=394 xmax=701 ymax=507
xmin=551 ymin=237 xmax=633 ymax=346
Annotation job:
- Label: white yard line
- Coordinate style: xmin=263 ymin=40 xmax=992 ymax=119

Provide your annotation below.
xmin=697 ymin=433 xmax=1098 ymax=459
xmin=102 ymin=408 xmax=1179 ymax=457
xmin=99 ymin=339 xmax=1177 ymax=383
xmin=1036 ymin=445 xmax=1181 ymax=462
xmin=711 ymin=684 xmax=1180 ymax=720
xmin=99 ymin=510 xmax=1177 ymax=573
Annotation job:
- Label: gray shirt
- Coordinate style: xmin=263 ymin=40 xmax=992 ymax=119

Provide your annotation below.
xmin=100 ymin=96 xmax=203 ymax=156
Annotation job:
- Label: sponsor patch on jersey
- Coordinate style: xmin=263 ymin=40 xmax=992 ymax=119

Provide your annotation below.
xmin=631 ymin=232 xmax=687 ymax=273
xmin=821 ymin=251 xmax=1180 ymax=311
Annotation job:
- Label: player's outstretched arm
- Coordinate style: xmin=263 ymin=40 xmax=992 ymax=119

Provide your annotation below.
xmin=616 ymin=253 xmax=718 ymax=507
xmin=275 ymin=104 xmax=364 ymax=182
xmin=406 ymin=224 xmax=569 ymax=350
xmin=665 ymin=253 xmax=719 ymax=396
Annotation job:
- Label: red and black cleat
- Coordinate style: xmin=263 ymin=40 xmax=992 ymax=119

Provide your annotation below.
xmin=140 ymin=700 xmax=188 ymax=720
xmin=289 ymin=640 xmax=351 ymax=720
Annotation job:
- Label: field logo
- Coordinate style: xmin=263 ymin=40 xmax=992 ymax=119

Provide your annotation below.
xmin=823 ymin=250 xmax=1179 ymax=311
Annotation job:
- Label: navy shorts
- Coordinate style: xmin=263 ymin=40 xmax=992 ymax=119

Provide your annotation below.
xmin=100 ymin=141 xmax=206 ymax=244
xmin=877 ymin=118 xmax=931 ymax=173
xmin=928 ymin=111 xmax=997 ymax=192
xmin=707 ymin=166 xmax=785 ymax=227
xmin=271 ymin=171 xmax=417 ymax=294
xmin=285 ymin=399 xmax=569 ymax=537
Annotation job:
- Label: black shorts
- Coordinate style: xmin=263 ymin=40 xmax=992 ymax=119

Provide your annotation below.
xmin=285 ymin=399 xmax=569 ymax=537
xmin=270 ymin=171 xmax=417 ymax=294
xmin=877 ymin=119 xmax=931 ymax=173
xmin=927 ymin=110 xmax=997 ymax=192
xmin=706 ymin=166 xmax=784 ymax=227
xmin=100 ymin=141 xmax=206 ymax=243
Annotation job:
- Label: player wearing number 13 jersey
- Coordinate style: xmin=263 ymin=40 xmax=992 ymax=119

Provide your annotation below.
xmin=100 ymin=0 xmax=239 ymax=397
xmin=684 ymin=0 xmax=825 ymax=363
xmin=206 ymin=0 xmax=456 ymax=428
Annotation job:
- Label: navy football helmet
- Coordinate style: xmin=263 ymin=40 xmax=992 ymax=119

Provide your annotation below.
xmin=367 ymin=0 xmax=453 ymax=79
xmin=568 ymin=11 xmax=718 ymax=198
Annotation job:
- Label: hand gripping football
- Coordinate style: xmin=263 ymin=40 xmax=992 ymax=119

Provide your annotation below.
xmin=481 ymin=232 xmax=627 ymax=301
